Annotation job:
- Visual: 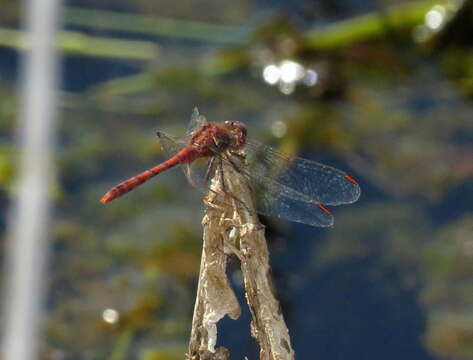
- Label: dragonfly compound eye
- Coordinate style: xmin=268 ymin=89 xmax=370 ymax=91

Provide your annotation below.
xmin=228 ymin=122 xmax=247 ymax=149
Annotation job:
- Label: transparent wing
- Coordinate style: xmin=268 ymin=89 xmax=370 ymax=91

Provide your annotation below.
xmin=156 ymin=131 xmax=186 ymax=157
xmin=156 ymin=129 xmax=220 ymax=193
xmin=256 ymin=186 xmax=334 ymax=227
xmin=157 ymin=130 xmax=358 ymax=228
xmin=220 ymin=152 xmax=334 ymax=227
xmin=184 ymin=156 xmax=220 ymax=191
xmin=187 ymin=107 xmax=208 ymax=136
xmin=244 ymin=141 xmax=361 ymax=206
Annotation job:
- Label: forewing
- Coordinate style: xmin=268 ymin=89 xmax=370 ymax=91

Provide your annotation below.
xmin=187 ymin=107 xmax=208 ymax=136
xmin=244 ymin=141 xmax=361 ymax=206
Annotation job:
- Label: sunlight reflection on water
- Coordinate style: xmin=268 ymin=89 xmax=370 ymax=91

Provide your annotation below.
xmin=262 ymin=59 xmax=318 ymax=95
xmin=102 ymin=308 xmax=120 ymax=324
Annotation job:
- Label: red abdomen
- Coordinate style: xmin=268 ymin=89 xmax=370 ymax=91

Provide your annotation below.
xmin=101 ymin=146 xmax=198 ymax=203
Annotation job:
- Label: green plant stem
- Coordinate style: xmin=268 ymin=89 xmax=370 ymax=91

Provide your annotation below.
xmin=0 ymin=1 xmax=444 ymax=60
xmin=0 ymin=27 xmax=157 ymax=61
xmin=303 ymin=0 xmax=441 ymax=49
xmin=64 ymin=7 xmax=247 ymax=45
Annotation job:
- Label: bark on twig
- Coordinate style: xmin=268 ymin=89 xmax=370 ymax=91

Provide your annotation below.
xmin=187 ymin=200 xmax=241 ymax=359
xmin=188 ymin=157 xmax=294 ymax=360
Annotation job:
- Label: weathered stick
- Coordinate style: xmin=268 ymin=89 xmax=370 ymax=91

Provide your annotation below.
xmin=187 ymin=196 xmax=241 ymax=359
xmin=187 ymin=157 xmax=294 ymax=360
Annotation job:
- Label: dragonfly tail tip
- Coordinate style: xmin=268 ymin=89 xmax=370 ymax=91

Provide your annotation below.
xmin=100 ymin=194 xmax=111 ymax=203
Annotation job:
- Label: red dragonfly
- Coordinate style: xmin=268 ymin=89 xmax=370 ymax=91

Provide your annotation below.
xmin=101 ymin=109 xmax=360 ymax=227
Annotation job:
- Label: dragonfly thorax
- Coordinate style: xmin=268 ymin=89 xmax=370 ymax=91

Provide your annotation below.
xmin=190 ymin=122 xmax=247 ymax=156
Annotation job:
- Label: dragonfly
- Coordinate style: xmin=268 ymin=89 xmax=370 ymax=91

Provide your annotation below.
xmin=101 ymin=109 xmax=360 ymax=227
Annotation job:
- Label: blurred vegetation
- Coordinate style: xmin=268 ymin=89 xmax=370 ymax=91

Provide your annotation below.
xmin=1 ymin=0 xmax=473 ymax=359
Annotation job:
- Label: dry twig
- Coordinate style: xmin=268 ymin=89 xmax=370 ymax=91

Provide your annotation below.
xmin=188 ymin=157 xmax=294 ymax=360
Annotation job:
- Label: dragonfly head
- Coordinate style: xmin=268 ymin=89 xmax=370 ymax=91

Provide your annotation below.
xmin=224 ymin=120 xmax=247 ymax=149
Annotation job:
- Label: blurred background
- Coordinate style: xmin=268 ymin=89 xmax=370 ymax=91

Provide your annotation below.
xmin=1 ymin=0 xmax=473 ymax=359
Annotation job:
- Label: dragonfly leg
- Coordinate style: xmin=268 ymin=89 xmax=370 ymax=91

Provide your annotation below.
xmin=228 ymin=150 xmax=245 ymax=161
xmin=220 ymin=154 xmax=257 ymax=215
xmin=204 ymin=158 xmax=230 ymax=208
xmin=206 ymin=153 xmax=259 ymax=221
xmin=225 ymin=152 xmax=246 ymax=173
xmin=203 ymin=157 xmax=216 ymax=187
xmin=218 ymin=157 xmax=227 ymax=193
